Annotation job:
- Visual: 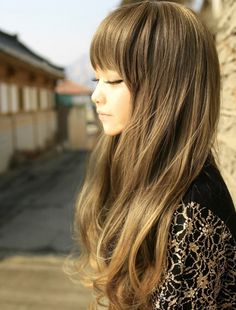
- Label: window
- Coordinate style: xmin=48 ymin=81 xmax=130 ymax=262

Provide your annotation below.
xmin=0 ymin=82 xmax=9 ymax=114
xmin=10 ymin=84 xmax=19 ymax=113
xmin=23 ymin=86 xmax=31 ymax=111
xmin=31 ymin=87 xmax=38 ymax=111
xmin=39 ymin=88 xmax=48 ymax=109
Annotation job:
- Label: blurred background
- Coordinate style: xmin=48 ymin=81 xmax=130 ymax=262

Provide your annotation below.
xmin=0 ymin=0 xmax=235 ymax=309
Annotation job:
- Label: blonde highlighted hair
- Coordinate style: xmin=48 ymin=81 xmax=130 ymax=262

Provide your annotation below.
xmin=72 ymin=1 xmax=221 ymax=309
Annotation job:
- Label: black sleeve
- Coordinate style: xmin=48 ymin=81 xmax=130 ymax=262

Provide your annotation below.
xmin=150 ymin=202 xmax=236 ymax=309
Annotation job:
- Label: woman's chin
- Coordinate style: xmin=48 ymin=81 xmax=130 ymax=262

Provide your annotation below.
xmin=103 ymin=126 xmax=123 ymax=136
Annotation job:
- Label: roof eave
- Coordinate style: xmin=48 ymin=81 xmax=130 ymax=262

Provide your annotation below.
xmin=0 ymin=45 xmax=64 ymax=79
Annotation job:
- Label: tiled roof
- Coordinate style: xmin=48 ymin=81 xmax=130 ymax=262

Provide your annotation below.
xmin=55 ymin=79 xmax=92 ymax=95
xmin=0 ymin=29 xmax=64 ymax=78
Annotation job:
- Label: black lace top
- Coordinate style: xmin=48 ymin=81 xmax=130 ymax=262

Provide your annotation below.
xmin=150 ymin=159 xmax=236 ymax=309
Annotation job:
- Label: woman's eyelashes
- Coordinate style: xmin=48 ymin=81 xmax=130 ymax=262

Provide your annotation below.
xmin=105 ymin=79 xmax=123 ymax=85
xmin=92 ymin=78 xmax=123 ymax=85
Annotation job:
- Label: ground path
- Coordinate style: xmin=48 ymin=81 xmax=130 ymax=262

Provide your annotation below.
xmin=0 ymin=149 xmax=93 ymax=309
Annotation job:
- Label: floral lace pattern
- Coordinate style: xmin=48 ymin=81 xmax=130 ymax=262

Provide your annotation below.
xmin=150 ymin=201 xmax=236 ymax=309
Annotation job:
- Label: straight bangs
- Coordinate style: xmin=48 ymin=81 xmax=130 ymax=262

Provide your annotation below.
xmin=90 ymin=3 xmax=151 ymax=86
xmin=90 ymin=12 xmax=124 ymax=74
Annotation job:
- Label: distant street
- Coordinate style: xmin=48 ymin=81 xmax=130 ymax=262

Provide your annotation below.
xmin=0 ymin=149 xmax=88 ymax=257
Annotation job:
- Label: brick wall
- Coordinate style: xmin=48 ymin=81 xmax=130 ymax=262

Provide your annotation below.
xmin=215 ymin=0 xmax=236 ymax=205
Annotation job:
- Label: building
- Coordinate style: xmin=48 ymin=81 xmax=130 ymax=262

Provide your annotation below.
xmin=55 ymin=79 xmax=99 ymax=150
xmin=0 ymin=29 xmax=64 ymax=173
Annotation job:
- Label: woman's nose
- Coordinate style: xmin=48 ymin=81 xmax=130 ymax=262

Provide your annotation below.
xmin=91 ymin=87 xmax=105 ymax=106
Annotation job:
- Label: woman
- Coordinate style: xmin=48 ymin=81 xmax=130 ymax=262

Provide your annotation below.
xmin=73 ymin=1 xmax=236 ymax=309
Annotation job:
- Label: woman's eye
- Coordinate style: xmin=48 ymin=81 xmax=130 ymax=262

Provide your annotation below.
xmin=105 ymin=79 xmax=123 ymax=85
xmin=91 ymin=78 xmax=123 ymax=85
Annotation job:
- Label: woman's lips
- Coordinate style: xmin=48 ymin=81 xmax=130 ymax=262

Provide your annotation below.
xmin=98 ymin=113 xmax=111 ymax=120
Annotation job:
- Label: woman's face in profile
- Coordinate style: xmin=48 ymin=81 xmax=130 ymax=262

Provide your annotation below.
xmin=91 ymin=69 xmax=132 ymax=136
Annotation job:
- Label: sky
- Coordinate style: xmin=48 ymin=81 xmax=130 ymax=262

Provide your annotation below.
xmin=0 ymin=0 xmax=120 ymax=67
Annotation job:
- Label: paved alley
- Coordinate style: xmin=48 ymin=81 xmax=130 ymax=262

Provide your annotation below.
xmin=0 ymin=149 xmax=88 ymax=256
xmin=0 ymin=149 xmax=93 ymax=309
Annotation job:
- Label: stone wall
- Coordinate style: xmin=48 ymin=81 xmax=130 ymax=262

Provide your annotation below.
xmin=215 ymin=0 xmax=236 ymax=205
xmin=68 ymin=106 xmax=87 ymax=150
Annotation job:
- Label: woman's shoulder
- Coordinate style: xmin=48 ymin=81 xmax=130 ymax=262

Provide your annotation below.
xmin=181 ymin=158 xmax=236 ymax=242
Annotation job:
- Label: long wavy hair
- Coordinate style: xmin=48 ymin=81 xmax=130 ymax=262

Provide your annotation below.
xmin=72 ymin=1 xmax=221 ymax=309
